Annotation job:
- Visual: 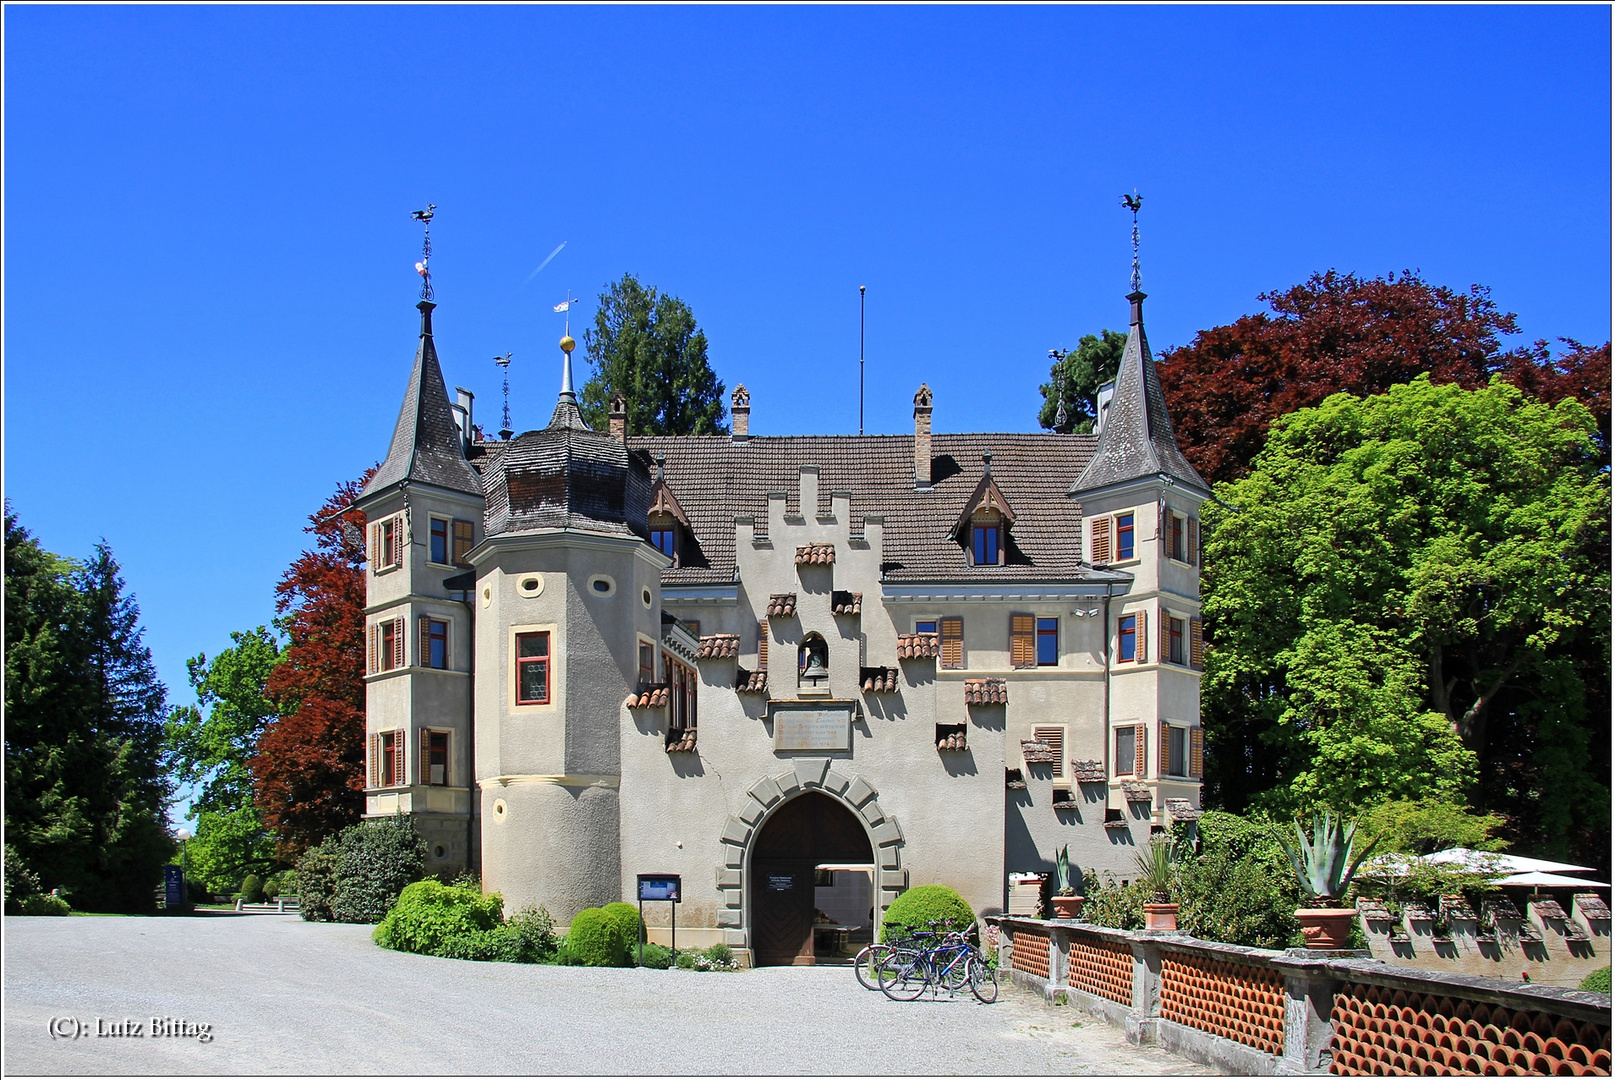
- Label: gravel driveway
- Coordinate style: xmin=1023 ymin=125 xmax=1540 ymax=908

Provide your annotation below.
xmin=4 ymin=913 xmax=1213 ymax=1075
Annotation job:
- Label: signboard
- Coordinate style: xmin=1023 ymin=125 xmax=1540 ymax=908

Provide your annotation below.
xmin=767 ymin=874 xmax=796 ymax=892
xmin=637 ymin=874 xmax=681 ymax=903
xmin=770 ymin=702 xmax=853 ymax=752
xmin=164 ymin=865 xmax=185 ymax=909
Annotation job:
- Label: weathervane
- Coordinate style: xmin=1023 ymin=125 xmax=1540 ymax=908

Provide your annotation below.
xmin=411 ymin=204 xmax=436 ymax=301
xmin=1048 ymin=348 xmax=1069 ymax=430
xmin=495 ymin=352 xmax=514 ymax=440
xmin=1120 ymin=191 xmax=1142 ymax=293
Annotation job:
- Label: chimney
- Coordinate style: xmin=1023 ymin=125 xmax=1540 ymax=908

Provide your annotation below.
xmin=731 ymin=384 xmax=751 ymax=441
xmin=913 ymin=383 xmax=933 ymax=489
xmin=454 ymin=387 xmax=475 ymax=451
xmin=608 ymin=393 xmax=627 ymax=442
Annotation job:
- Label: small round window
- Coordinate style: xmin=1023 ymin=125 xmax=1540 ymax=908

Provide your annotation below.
xmin=481 ymin=585 xmax=493 ymax=609
xmin=588 ymin=574 xmax=616 ymax=597
xmin=517 ymin=575 xmax=544 ymax=598
xmin=492 ymin=799 xmax=507 ymax=821
xmin=641 ymin=587 xmax=653 ymax=609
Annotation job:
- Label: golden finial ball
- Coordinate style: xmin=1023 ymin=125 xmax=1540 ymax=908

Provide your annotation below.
xmin=559 ymin=334 xmax=576 ymax=354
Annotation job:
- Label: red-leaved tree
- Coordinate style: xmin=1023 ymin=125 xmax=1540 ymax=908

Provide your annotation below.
xmin=250 ymin=472 xmax=372 ymax=861
xmin=1156 ymin=270 xmax=1611 ymax=485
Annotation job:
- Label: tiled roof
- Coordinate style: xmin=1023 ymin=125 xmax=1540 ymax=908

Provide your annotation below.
xmin=734 ymin=668 xmax=768 ymax=695
xmin=1122 ymin=781 xmax=1152 ymax=802
xmin=625 ymin=683 xmax=669 ymax=709
xmin=1069 ymin=294 xmax=1209 ymax=499
xmin=795 ymin=543 xmax=835 ymax=565
xmin=1165 ymin=797 xmax=1203 ymax=822
xmin=1484 ymin=897 xmax=1523 ymax=922
xmin=472 ymin=420 xmax=653 ymax=540
xmin=696 ymin=634 xmax=739 ymax=660
xmin=628 ymin=432 xmax=1117 ymax=586
xmin=937 ymin=729 xmax=968 ymax=751
xmin=362 ymin=302 xmax=483 ymax=500
xmin=1070 ymin=760 xmax=1107 ymax=783
xmin=1020 ymin=739 xmax=1055 ymax=764
xmin=665 ymin=728 xmax=697 ymax=753
xmin=1575 ymin=894 xmax=1611 ymax=920
xmin=1531 ymin=899 xmax=1569 ymax=921
xmin=896 ymin=633 xmax=939 ymax=659
xmin=1439 ymin=894 xmax=1476 ymax=921
xmin=766 ymin=593 xmax=797 ymax=618
xmin=860 ymin=667 xmax=899 ymax=694
xmin=964 ymin=678 xmax=1007 ymax=705
xmin=831 ymin=591 xmax=862 ymax=616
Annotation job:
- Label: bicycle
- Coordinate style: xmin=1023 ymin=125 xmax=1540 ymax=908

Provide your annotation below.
xmin=876 ymin=922 xmax=997 ymax=1003
xmin=853 ymin=924 xmax=931 ymax=990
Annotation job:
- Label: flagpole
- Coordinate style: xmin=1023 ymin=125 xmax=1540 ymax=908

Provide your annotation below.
xmin=859 ymin=285 xmax=866 ymax=436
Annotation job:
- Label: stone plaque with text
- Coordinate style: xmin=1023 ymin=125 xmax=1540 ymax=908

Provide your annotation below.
xmin=770 ymin=702 xmax=853 ymax=752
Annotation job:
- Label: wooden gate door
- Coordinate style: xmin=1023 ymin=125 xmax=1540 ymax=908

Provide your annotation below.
xmin=753 ymin=860 xmax=816 ymax=966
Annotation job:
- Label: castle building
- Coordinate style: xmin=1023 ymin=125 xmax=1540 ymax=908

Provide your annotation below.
xmin=351 ymin=288 xmax=1210 ymax=966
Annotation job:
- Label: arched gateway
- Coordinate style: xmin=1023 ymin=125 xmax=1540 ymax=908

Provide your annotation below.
xmin=750 ymin=792 xmax=873 ymax=965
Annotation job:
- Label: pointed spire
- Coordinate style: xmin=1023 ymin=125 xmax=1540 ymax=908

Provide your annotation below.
xmin=1068 ymin=289 xmax=1208 ymax=498
xmin=547 ymin=325 xmax=589 ymax=430
xmin=362 ymin=299 xmax=482 ymax=499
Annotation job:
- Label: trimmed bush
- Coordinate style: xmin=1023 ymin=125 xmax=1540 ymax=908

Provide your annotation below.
xmin=880 ymin=884 xmax=976 ymax=942
xmin=331 ymin=817 xmax=427 ymax=923
xmin=567 ymin=906 xmax=635 ymax=967
xmin=240 ymin=874 xmax=265 ymax=904
xmin=295 ymin=838 xmax=340 ymax=922
xmin=1580 ymin=967 xmax=1611 ymax=994
xmin=20 ymin=893 xmax=72 ymax=916
xmin=374 ymin=880 xmax=506 ymax=959
xmin=601 ymin=901 xmax=645 ymax=949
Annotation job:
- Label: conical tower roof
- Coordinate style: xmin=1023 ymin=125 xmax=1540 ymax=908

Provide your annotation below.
xmin=1068 ymin=291 xmax=1208 ymax=498
xmin=362 ymin=301 xmax=483 ymax=499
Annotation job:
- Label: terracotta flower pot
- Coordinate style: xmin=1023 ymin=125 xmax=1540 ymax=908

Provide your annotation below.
xmin=1050 ymin=895 xmax=1085 ymax=920
xmin=1296 ymin=906 xmax=1356 ymax=949
xmin=1144 ymin=902 xmax=1179 ymax=931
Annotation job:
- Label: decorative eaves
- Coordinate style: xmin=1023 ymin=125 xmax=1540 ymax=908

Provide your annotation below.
xmin=860 ymin=666 xmax=899 ymax=694
xmin=734 ymin=668 xmax=768 ymax=695
xmin=951 ymin=466 xmax=1018 ymax=541
xmin=1164 ymin=797 xmax=1203 ymax=822
xmin=1019 ymin=739 xmax=1054 ymax=764
xmin=1122 ymin=781 xmax=1152 ymax=803
xmin=665 ymin=729 xmax=697 ymax=753
xmin=626 ymin=683 xmax=670 ymax=709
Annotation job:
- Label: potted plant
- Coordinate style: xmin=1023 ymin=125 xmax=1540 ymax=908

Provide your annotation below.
xmin=1050 ymin=846 xmax=1084 ymax=919
xmin=1279 ymin=811 xmax=1382 ymax=950
xmin=1136 ymin=837 xmax=1178 ymax=931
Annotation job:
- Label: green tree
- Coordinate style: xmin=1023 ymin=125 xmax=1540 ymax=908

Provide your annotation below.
xmin=4 ymin=507 xmax=173 ymax=911
xmin=1200 ymin=377 xmax=1610 ymax=864
xmin=164 ymin=627 xmax=284 ymax=892
xmin=1036 ymin=330 xmax=1127 ymax=434
xmin=579 ymin=273 xmax=727 ymax=435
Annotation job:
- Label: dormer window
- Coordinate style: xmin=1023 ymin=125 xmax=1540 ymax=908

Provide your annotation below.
xmin=649 ymin=512 xmax=676 ymax=559
xmin=646 ymin=459 xmax=691 ymax=566
xmin=953 ymin=451 xmax=1017 ymax=569
xmin=972 ymin=514 xmax=1001 ymax=566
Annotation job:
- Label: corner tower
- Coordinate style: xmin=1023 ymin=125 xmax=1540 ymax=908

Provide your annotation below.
xmin=1068 ymin=289 xmax=1211 ymax=826
xmin=353 ymin=300 xmax=485 ymax=876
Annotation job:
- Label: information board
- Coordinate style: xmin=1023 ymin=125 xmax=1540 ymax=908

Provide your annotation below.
xmin=770 ymin=702 xmax=853 ymax=751
xmin=637 ymin=874 xmax=681 ymax=902
xmin=164 ymin=865 xmax=185 ymax=909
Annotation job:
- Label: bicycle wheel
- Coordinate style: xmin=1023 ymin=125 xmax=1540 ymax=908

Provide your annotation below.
xmin=936 ymin=948 xmax=972 ymax=993
xmin=854 ymin=943 xmax=891 ymax=991
xmin=878 ymin=949 xmax=930 ymax=1001
xmin=967 ymin=954 xmax=998 ymax=1003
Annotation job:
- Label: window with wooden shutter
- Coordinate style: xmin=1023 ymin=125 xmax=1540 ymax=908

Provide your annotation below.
xmin=392 ymin=516 xmax=405 ymax=569
xmin=420 ymin=730 xmax=433 ymax=786
xmin=1160 ymin=721 xmax=1172 ymax=777
xmin=421 ymin=730 xmax=448 ymax=785
xmin=1114 ymin=726 xmax=1135 ymax=776
xmin=1189 ymin=617 xmax=1204 ymax=670
xmin=1134 ymin=724 xmax=1147 ymax=777
xmin=1187 ymin=517 xmax=1199 ymax=567
xmin=940 ymin=617 xmax=964 ymax=669
xmin=368 ymin=624 xmax=378 ymax=675
xmin=368 ymin=732 xmax=381 ymax=788
xmin=452 ymin=519 xmax=474 ymax=564
xmin=419 ymin=617 xmax=431 ymax=670
xmin=369 ymin=522 xmax=380 ymax=569
xmin=1189 ymin=727 xmax=1204 ymax=779
xmin=757 ymin=619 xmax=769 ymax=670
xmin=1136 ymin=609 xmax=1147 ymax=665
xmin=1032 ymin=725 xmax=1066 ymax=777
xmin=392 ymin=616 xmax=406 ymax=670
xmin=1159 ymin=606 xmax=1170 ymax=664
xmin=1118 ymin=615 xmax=1137 ymax=662
xmin=391 ymin=729 xmax=406 ymax=787
xmin=1090 ymin=517 xmax=1111 ymax=565
xmin=1010 ymin=614 xmax=1036 ymax=669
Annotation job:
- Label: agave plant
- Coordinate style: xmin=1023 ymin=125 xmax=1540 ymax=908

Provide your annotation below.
xmin=1134 ymin=837 xmax=1176 ymax=902
xmin=1054 ymin=845 xmax=1073 ymax=896
xmin=1279 ymin=812 xmax=1383 ymax=906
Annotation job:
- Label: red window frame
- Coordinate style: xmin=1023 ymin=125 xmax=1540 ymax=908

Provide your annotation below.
xmin=1118 ymin=615 xmax=1137 ymax=662
xmin=515 ymin=631 xmax=551 ymax=705
xmin=381 ymin=731 xmax=399 ymax=787
xmin=1168 ymin=617 xmax=1184 ymax=665
xmin=1116 ymin=514 xmax=1135 ymax=561
xmin=1170 ymin=515 xmax=1184 ymax=562
xmin=430 ymin=518 xmax=450 ymax=564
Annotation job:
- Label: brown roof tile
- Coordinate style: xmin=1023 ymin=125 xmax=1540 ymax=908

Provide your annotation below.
xmin=1122 ymin=781 xmax=1152 ymax=802
xmin=766 ymin=593 xmax=797 ymax=618
xmin=1070 ymin=759 xmax=1107 ymax=783
xmin=860 ymin=666 xmax=899 ymax=694
xmin=626 ymin=683 xmax=670 ymax=709
xmin=665 ymin=728 xmax=697 ymax=753
xmin=832 ymin=591 xmax=862 ymax=617
xmin=1020 ymin=739 xmax=1055 ymax=764
xmin=795 ymin=542 xmax=835 ymax=565
xmin=734 ymin=669 xmax=768 ymax=694
xmin=937 ymin=729 xmax=968 ymax=752
xmin=1165 ymin=797 xmax=1203 ymax=822
xmin=896 ymin=632 xmax=939 ymax=659
xmin=696 ymin=634 xmax=740 ymax=660
xmin=964 ymin=678 xmax=1007 ymax=705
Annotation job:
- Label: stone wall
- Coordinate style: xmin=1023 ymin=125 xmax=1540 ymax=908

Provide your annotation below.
xmin=991 ymin=916 xmax=1612 ymax=1076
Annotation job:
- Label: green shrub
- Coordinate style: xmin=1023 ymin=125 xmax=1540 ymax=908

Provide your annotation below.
xmin=1175 ymin=813 xmax=1302 ymax=949
xmin=880 ymin=884 xmax=976 ymax=942
xmin=295 ymin=838 xmax=340 ymax=922
xmin=1081 ymin=870 xmax=1148 ymax=930
xmin=601 ymin=901 xmax=644 ymax=949
xmin=330 ymin=817 xmax=427 ymax=924
xmin=4 ymin=845 xmax=42 ymax=914
xmin=554 ymin=940 xmax=585 ymax=966
xmin=674 ymin=948 xmax=699 ymax=969
xmin=262 ymin=875 xmax=281 ymax=900
xmin=494 ymin=904 xmax=559 ymax=963
xmin=703 ymin=942 xmax=733 ymax=965
xmin=1580 ymin=967 xmax=1611 ymax=994
xmin=240 ymin=874 xmax=265 ymax=904
xmin=20 ymin=892 xmax=72 ymax=916
xmin=566 ymin=906 xmax=633 ymax=966
xmin=374 ymin=880 xmax=507 ymax=959
xmin=638 ymin=942 xmax=673 ymax=969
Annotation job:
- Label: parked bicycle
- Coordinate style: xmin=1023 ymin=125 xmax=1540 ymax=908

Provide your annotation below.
xmin=862 ymin=919 xmax=997 ymax=1003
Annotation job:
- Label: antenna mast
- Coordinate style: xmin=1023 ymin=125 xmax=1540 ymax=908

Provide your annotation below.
xmin=859 ymin=285 xmax=866 ymax=436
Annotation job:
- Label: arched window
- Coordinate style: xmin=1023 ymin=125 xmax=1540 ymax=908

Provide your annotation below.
xmin=798 ymin=633 xmax=830 ymax=689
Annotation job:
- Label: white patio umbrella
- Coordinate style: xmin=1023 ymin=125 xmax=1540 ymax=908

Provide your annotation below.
xmin=1494 ymin=871 xmax=1611 ymax=890
xmin=1425 ymin=848 xmax=1599 ymax=875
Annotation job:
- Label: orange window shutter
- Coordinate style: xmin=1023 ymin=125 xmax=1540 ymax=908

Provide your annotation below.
xmin=419 ymin=617 xmax=431 ymax=667
xmin=1010 ymin=614 xmax=1035 ymax=668
xmin=421 ymin=730 xmax=432 ymax=785
xmin=1187 ymin=518 xmax=1199 ymax=567
xmin=367 ymin=625 xmax=377 ymax=675
xmin=1190 ymin=728 xmax=1204 ymax=779
xmin=941 ymin=617 xmax=964 ymax=669
xmin=394 ymin=516 xmax=405 ymax=568
xmin=1160 ymin=721 xmax=1170 ymax=776
xmin=757 ymin=619 xmax=768 ymax=670
xmin=368 ymin=733 xmax=380 ymax=788
xmin=369 ymin=522 xmax=380 ymax=567
xmin=393 ymin=730 xmax=406 ymax=787
xmin=1135 ymin=724 xmax=1147 ymax=777
xmin=1034 ymin=726 xmax=1064 ymax=777
xmin=1136 ymin=610 xmax=1148 ymax=664
xmin=1091 ymin=517 xmax=1111 ymax=565
xmin=393 ymin=617 xmax=406 ymax=669
xmin=1190 ymin=617 xmax=1204 ymax=670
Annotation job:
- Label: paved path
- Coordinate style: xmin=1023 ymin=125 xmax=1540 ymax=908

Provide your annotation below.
xmin=4 ymin=914 xmax=1214 ymax=1075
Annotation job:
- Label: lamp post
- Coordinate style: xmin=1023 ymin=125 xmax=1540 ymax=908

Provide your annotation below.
xmin=175 ymin=828 xmax=192 ymax=911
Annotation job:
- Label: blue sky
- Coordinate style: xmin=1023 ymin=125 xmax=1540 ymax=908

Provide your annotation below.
xmin=5 ymin=6 xmax=1610 ymax=814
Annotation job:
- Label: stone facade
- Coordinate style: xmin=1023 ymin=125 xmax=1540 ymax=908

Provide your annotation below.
xmin=354 ymin=288 xmax=1212 ymax=964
